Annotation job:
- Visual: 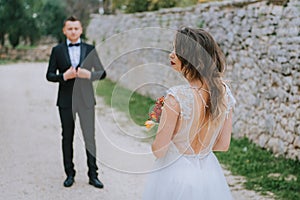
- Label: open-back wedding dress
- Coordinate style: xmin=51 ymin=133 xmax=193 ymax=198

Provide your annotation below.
xmin=143 ymin=83 xmax=236 ymax=200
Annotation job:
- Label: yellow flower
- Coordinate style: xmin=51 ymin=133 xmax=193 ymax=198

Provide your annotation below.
xmin=145 ymin=120 xmax=155 ymax=129
xmin=150 ymin=112 xmax=157 ymax=121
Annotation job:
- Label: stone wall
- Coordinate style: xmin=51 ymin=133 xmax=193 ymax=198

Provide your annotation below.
xmin=86 ymin=0 xmax=300 ymax=160
xmin=0 ymin=45 xmax=52 ymax=62
xmin=0 ymin=36 xmax=56 ymax=62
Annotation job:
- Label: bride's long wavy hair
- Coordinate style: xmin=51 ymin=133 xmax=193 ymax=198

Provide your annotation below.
xmin=175 ymin=27 xmax=226 ymax=119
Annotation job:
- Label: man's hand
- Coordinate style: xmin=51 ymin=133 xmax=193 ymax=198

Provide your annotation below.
xmin=77 ymin=68 xmax=91 ymax=79
xmin=63 ymin=67 xmax=77 ymax=80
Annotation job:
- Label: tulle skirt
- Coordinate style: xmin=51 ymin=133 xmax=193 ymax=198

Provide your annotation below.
xmin=142 ymin=148 xmax=233 ymax=200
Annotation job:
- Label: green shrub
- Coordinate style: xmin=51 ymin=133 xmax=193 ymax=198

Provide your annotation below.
xmin=148 ymin=0 xmax=176 ymax=11
xmin=125 ymin=0 xmax=179 ymax=13
xmin=125 ymin=0 xmax=150 ymax=13
xmin=177 ymin=0 xmax=198 ymax=7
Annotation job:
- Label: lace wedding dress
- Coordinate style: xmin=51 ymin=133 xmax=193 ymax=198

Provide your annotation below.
xmin=143 ymin=84 xmax=236 ymax=200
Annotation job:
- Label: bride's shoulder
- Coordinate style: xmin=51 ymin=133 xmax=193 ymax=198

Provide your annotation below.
xmin=222 ymin=82 xmax=234 ymax=97
xmin=165 ymin=85 xmax=192 ymax=105
xmin=165 ymin=85 xmax=192 ymax=119
xmin=222 ymin=81 xmax=236 ymax=108
xmin=166 ymin=85 xmax=189 ymax=95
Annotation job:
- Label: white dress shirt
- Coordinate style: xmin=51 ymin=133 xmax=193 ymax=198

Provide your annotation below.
xmin=67 ymin=39 xmax=81 ymax=68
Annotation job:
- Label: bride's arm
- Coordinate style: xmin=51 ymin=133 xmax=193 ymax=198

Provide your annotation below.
xmin=152 ymin=95 xmax=179 ymax=158
xmin=212 ymin=109 xmax=233 ymax=152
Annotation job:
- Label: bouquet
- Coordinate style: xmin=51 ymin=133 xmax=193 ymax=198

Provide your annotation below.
xmin=145 ymin=96 xmax=165 ymax=130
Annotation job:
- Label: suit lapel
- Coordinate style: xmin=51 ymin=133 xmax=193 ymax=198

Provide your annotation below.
xmin=63 ymin=43 xmax=72 ymax=67
xmin=79 ymin=43 xmax=87 ymax=67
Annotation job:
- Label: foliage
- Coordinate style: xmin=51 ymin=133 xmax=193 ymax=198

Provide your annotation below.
xmin=123 ymin=0 xmax=178 ymax=13
xmin=124 ymin=0 xmax=151 ymax=13
xmin=177 ymin=0 xmax=198 ymax=7
xmin=39 ymin=0 xmax=99 ymax=42
xmin=96 ymin=79 xmax=155 ymax=126
xmin=215 ymin=137 xmax=300 ymax=200
xmin=0 ymin=0 xmax=46 ymax=47
xmin=111 ymin=0 xmax=124 ymax=10
xmin=148 ymin=0 xmax=176 ymax=11
xmin=0 ymin=0 xmax=100 ymax=48
xmin=0 ymin=0 xmax=4 ymax=45
xmin=0 ymin=0 xmax=52 ymax=47
xmin=112 ymin=0 xmax=199 ymax=13
xmin=0 ymin=59 xmax=16 ymax=65
xmin=39 ymin=0 xmax=67 ymax=43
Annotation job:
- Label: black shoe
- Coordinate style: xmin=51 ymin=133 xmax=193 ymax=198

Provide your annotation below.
xmin=89 ymin=177 xmax=104 ymax=188
xmin=63 ymin=176 xmax=74 ymax=187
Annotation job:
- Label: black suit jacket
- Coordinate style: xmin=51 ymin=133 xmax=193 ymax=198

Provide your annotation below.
xmin=46 ymin=42 xmax=106 ymax=108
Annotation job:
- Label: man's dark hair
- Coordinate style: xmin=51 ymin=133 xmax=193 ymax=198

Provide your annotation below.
xmin=63 ymin=16 xmax=80 ymax=26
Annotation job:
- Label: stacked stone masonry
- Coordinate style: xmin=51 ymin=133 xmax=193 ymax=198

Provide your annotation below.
xmin=87 ymin=0 xmax=300 ymax=160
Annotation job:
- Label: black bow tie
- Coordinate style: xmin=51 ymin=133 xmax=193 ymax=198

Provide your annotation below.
xmin=69 ymin=43 xmax=80 ymax=47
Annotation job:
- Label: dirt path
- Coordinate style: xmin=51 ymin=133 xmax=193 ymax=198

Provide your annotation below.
xmin=0 ymin=62 xmax=274 ymax=200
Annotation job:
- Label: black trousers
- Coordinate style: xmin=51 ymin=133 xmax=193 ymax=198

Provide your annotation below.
xmin=58 ymin=106 xmax=98 ymax=178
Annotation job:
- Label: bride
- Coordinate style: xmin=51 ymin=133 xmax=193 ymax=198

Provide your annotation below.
xmin=143 ymin=27 xmax=236 ymax=200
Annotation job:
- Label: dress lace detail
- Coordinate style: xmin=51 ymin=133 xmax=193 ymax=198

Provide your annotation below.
xmin=166 ymin=85 xmax=193 ymax=120
xmin=224 ymin=83 xmax=236 ymax=118
xmin=167 ymin=84 xmax=235 ymax=120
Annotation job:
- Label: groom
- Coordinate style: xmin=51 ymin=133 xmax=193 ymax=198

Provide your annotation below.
xmin=46 ymin=16 xmax=106 ymax=188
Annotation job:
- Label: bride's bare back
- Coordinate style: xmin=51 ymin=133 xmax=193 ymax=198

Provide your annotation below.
xmin=152 ymin=84 xmax=235 ymax=158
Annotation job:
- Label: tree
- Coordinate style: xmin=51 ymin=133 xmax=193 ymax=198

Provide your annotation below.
xmin=0 ymin=0 xmax=106 ymax=47
xmin=39 ymin=0 xmax=67 ymax=43
xmin=0 ymin=0 xmax=44 ymax=48
xmin=22 ymin=0 xmax=44 ymax=45
xmin=6 ymin=0 xmax=25 ymax=48
xmin=38 ymin=0 xmax=101 ymax=42
xmin=0 ymin=0 xmax=6 ymax=46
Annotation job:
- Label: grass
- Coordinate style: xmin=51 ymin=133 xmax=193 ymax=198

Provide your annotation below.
xmin=0 ymin=59 xmax=18 ymax=65
xmin=96 ymin=79 xmax=155 ymax=126
xmin=216 ymin=138 xmax=300 ymax=200
xmin=0 ymin=44 xmax=38 ymax=65
xmin=96 ymin=78 xmax=300 ymax=200
xmin=15 ymin=45 xmax=37 ymax=50
xmin=0 ymin=60 xmax=10 ymax=65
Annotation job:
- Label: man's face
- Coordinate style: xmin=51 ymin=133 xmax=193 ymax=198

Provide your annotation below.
xmin=63 ymin=20 xmax=82 ymax=43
